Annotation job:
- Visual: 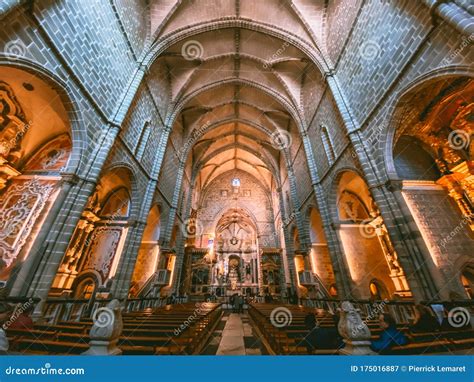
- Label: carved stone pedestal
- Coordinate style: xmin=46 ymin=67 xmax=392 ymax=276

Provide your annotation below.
xmin=82 ymin=299 xmax=123 ymax=355
xmin=338 ymin=301 xmax=375 ymax=355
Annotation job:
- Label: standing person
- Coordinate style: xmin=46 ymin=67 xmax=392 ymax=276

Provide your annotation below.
xmin=291 ymin=290 xmax=299 ymax=305
xmin=237 ymin=294 xmax=244 ymax=314
xmin=371 ymin=313 xmax=408 ymax=354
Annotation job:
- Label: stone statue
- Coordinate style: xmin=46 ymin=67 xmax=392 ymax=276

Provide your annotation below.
xmin=337 ymin=301 xmax=375 ymax=355
xmin=82 ymin=299 xmax=123 ymax=355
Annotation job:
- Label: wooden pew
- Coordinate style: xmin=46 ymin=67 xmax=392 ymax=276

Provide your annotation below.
xmin=8 ymin=302 xmax=222 ymax=356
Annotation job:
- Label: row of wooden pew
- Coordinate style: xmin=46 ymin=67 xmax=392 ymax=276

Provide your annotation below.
xmin=249 ymin=303 xmax=474 ymax=355
xmin=6 ymin=302 xmax=222 ymax=355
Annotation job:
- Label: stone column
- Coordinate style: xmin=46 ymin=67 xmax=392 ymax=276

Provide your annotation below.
xmin=110 ymin=219 xmax=146 ymax=298
xmin=300 ymin=130 xmax=353 ymax=298
xmin=326 ymin=74 xmax=438 ymax=301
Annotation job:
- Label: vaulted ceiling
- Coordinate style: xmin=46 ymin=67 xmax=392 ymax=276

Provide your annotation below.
xmin=141 ymin=0 xmax=333 ymax=198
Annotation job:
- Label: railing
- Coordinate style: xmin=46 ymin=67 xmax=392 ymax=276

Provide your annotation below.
xmin=298 ymin=271 xmax=319 ymax=285
xmin=8 ymin=295 xmax=473 ymax=327
xmin=300 ymin=298 xmax=474 ymax=325
xmin=41 ymin=296 xmax=190 ymax=324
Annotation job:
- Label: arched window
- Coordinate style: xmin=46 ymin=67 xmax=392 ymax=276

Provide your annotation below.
xmin=369 ymin=280 xmax=388 ymax=300
xmin=321 ymin=124 xmax=336 ymax=165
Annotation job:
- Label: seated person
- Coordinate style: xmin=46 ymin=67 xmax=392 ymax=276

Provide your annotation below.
xmin=409 ymin=304 xmax=439 ymax=333
xmin=371 ymin=313 xmax=408 ymax=354
xmin=302 ymin=313 xmax=343 ymax=352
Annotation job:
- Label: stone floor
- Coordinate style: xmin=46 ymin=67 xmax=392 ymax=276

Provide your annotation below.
xmin=201 ymin=312 xmax=267 ymax=355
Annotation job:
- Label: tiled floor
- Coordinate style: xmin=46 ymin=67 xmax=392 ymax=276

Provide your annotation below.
xmin=201 ymin=312 xmax=267 ymax=355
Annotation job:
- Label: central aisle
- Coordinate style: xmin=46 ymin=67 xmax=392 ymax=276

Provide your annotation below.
xmin=216 ymin=313 xmax=246 ymax=355
xmin=202 ymin=313 xmax=267 ymax=355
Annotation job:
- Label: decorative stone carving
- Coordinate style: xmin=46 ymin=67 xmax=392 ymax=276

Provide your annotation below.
xmin=0 ymin=177 xmax=54 ymax=277
xmin=23 ymin=134 xmax=71 ymax=172
xmin=338 ymin=301 xmax=375 ymax=355
xmin=83 ymin=227 xmax=123 ymax=279
xmin=82 ymin=299 xmax=123 ymax=355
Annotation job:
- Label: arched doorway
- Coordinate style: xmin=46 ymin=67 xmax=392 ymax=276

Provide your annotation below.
xmin=0 ymin=67 xmax=72 ymax=286
xmin=388 ymin=75 xmax=474 ymax=298
xmin=335 ymin=171 xmax=411 ymax=299
xmin=308 ymin=207 xmax=335 ymax=293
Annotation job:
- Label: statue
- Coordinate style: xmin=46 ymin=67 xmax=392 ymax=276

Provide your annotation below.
xmin=82 ymin=299 xmax=123 ymax=355
xmin=368 ymin=208 xmax=402 ymax=275
xmin=337 ymin=301 xmax=375 ymax=355
xmin=0 ymin=82 xmax=29 ymax=189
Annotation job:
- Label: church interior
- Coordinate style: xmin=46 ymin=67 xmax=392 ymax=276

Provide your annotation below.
xmin=0 ymin=0 xmax=473 ymax=356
